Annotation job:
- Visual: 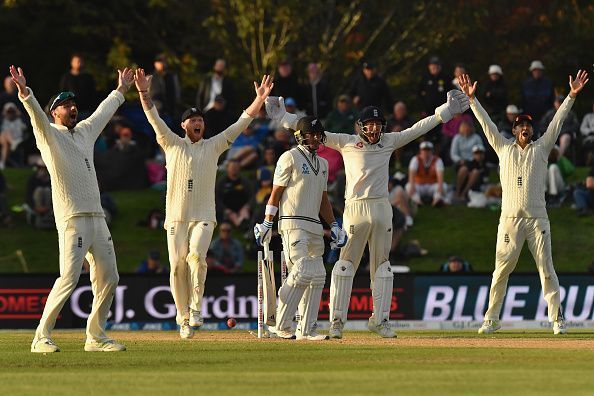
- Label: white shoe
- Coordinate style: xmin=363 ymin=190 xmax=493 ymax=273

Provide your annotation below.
xmin=274 ymin=328 xmax=296 ymax=339
xmin=368 ymin=317 xmax=396 ymax=338
xmin=478 ymin=320 xmax=501 ymax=334
xmin=405 ymin=216 xmax=414 ymax=227
xmin=329 ymin=319 xmax=344 ymax=339
xmin=296 ymin=322 xmax=329 ymax=341
xmin=180 ymin=319 xmax=195 ymax=339
xmin=31 ymin=337 xmax=60 ymax=353
xmin=189 ymin=309 xmax=203 ymax=327
xmin=84 ymin=339 xmax=126 ymax=352
xmin=553 ymin=319 xmax=567 ymax=335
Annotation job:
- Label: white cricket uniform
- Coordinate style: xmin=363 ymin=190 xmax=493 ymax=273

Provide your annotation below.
xmin=470 ymin=97 xmax=575 ymax=322
xmin=20 ymin=88 xmax=124 ymax=343
xmin=145 ymin=106 xmax=253 ymax=324
xmin=272 ymin=146 xmax=328 ymax=334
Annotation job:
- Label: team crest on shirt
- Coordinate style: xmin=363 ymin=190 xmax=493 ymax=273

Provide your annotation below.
xmin=301 ymin=163 xmax=310 ymax=174
xmin=355 ymin=142 xmax=364 ymax=149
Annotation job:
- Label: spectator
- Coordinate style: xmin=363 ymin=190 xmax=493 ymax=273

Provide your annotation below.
xmin=573 ymin=164 xmax=594 ymax=216
xmin=349 ymin=61 xmax=393 ymax=112
xmin=149 ymin=54 xmax=181 ymax=121
xmin=546 ymin=145 xmax=574 ymax=207
xmin=418 ymin=56 xmax=452 ymax=118
xmin=271 ymin=59 xmax=303 ymax=106
xmin=540 ymin=95 xmax=580 ymax=157
xmin=216 ymin=159 xmax=252 ymax=228
xmin=0 ymin=102 xmax=27 ymax=169
xmin=521 ymin=60 xmax=555 ymax=132
xmin=271 ymin=127 xmax=293 ymax=160
xmin=324 ymin=95 xmax=357 ymax=133
xmin=482 ymin=64 xmax=508 ymax=123
xmin=451 ymin=63 xmax=466 ymax=90
xmin=450 ymin=121 xmax=485 ymax=200
xmin=226 ymin=123 xmax=268 ymax=169
xmin=210 ymin=222 xmax=244 ymax=273
xmin=25 ymin=159 xmax=53 ymax=229
xmin=406 ymin=141 xmax=447 ymax=206
xmin=317 ymin=144 xmax=344 ymax=189
xmin=580 ymin=103 xmax=594 ymax=164
xmin=203 ymin=95 xmax=234 ymax=138
xmin=59 ymin=53 xmax=97 ymax=116
xmin=389 ymin=174 xmax=415 ymax=228
xmin=497 ymin=104 xmax=521 ymax=139
xmin=255 ymin=166 xmax=273 ymax=205
xmin=304 ymin=62 xmax=331 ymax=118
xmin=196 ymin=59 xmax=235 ymax=113
xmin=440 ymin=112 xmax=474 ymax=162
xmin=460 ymin=145 xmax=490 ymax=203
xmin=136 ymin=250 xmax=168 ymax=274
xmin=440 ymin=256 xmax=472 ymax=273
xmin=0 ymin=168 xmax=12 ymax=226
xmin=0 ymin=76 xmax=26 ymax=120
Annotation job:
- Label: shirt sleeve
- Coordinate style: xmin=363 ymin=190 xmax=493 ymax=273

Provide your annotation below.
xmin=539 ymin=95 xmax=576 ymax=153
xmin=211 ymin=111 xmax=254 ymax=155
xmin=77 ymin=90 xmax=125 ymax=140
xmin=435 ymin=158 xmax=445 ymax=173
xmin=19 ymin=88 xmax=52 ymax=146
xmin=388 ymin=115 xmax=441 ymax=150
xmin=324 ymin=131 xmax=352 ymax=150
xmin=469 ymin=98 xmax=507 ymax=154
xmin=273 ymin=152 xmax=293 ymax=187
xmin=408 ymin=156 xmax=419 ymax=172
xmin=145 ymin=106 xmax=180 ymax=148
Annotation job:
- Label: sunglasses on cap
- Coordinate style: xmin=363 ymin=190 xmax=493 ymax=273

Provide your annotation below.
xmin=513 ymin=114 xmax=533 ymax=128
xmin=50 ymin=91 xmax=76 ymax=111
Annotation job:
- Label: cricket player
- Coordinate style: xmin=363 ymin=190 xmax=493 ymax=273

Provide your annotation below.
xmin=254 ymin=116 xmax=347 ymax=340
xmin=135 ymin=69 xmax=273 ymax=339
xmin=10 ymin=65 xmax=134 ymax=353
xmin=266 ymin=90 xmax=469 ymax=338
xmin=458 ymin=71 xmax=589 ymax=335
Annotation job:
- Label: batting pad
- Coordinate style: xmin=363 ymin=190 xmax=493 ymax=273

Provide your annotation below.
xmin=372 ymin=261 xmax=394 ymax=323
xmin=329 ymin=260 xmax=355 ymax=323
xmin=262 ymin=256 xmax=277 ymax=326
xmin=298 ymin=259 xmax=326 ymax=336
xmin=276 ymin=259 xmax=313 ymax=332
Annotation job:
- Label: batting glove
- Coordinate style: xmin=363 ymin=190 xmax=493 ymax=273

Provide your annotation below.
xmin=435 ymin=90 xmax=470 ymax=123
xmin=254 ymin=220 xmax=273 ymax=247
xmin=330 ymin=222 xmax=348 ymax=249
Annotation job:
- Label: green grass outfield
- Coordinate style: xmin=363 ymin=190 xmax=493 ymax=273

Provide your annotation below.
xmin=2 ymin=330 xmax=594 ymax=395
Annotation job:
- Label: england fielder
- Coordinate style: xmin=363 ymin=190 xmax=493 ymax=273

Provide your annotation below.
xmin=254 ymin=116 xmax=347 ymax=340
xmin=135 ymin=69 xmax=273 ymax=339
xmin=10 ymin=65 xmax=134 ymax=353
xmin=266 ymin=90 xmax=469 ymax=338
xmin=458 ymin=71 xmax=589 ymax=335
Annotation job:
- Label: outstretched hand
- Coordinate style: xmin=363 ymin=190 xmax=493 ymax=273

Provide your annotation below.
xmin=117 ymin=68 xmax=134 ymax=93
xmin=9 ymin=65 xmax=27 ymax=95
xmin=458 ymin=74 xmax=477 ymax=99
xmin=254 ymin=75 xmax=274 ymax=101
xmin=569 ymin=70 xmax=589 ymax=98
xmin=134 ymin=68 xmax=153 ymax=92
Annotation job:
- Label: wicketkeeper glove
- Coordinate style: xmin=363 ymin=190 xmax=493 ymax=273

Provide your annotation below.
xmin=435 ymin=90 xmax=470 ymax=123
xmin=254 ymin=220 xmax=273 ymax=247
xmin=330 ymin=222 xmax=348 ymax=249
xmin=265 ymin=96 xmax=298 ymax=129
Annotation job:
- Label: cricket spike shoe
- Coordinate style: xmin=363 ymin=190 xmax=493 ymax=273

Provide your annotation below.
xmin=368 ymin=317 xmax=396 ymax=338
xmin=274 ymin=329 xmax=296 ymax=339
xmin=553 ymin=319 xmax=567 ymax=335
xmin=296 ymin=323 xmax=329 ymax=341
xmin=84 ymin=339 xmax=126 ymax=352
xmin=31 ymin=337 xmax=60 ymax=353
xmin=189 ymin=309 xmax=203 ymax=328
xmin=478 ymin=320 xmax=501 ymax=334
xmin=180 ymin=319 xmax=195 ymax=339
xmin=328 ymin=319 xmax=344 ymax=339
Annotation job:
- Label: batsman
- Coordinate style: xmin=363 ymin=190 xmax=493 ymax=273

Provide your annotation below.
xmin=266 ymin=89 xmax=469 ymax=338
xmin=254 ymin=116 xmax=347 ymax=340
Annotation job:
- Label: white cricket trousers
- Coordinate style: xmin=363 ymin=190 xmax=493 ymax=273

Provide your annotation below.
xmin=166 ymin=221 xmax=215 ymax=325
xmin=340 ymin=198 xmax=392 ymax=280
xmin=35 ymin=216 xmax=119 ymax=343
xmin=484 ymin=217 xmax=562 ymax=322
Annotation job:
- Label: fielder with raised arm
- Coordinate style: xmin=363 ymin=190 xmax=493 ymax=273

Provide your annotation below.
xmin=266 ymin=90 xmax=469 ymax=338
xmin=254 ymin=116 xmax=347 ymax=340
xmin=135 ymin=69 xmax=273 ymax=339
xmin=458 ymin=71 xmax=589 ymax=335
xmin=10 ymin=65 xmax=133 ymax=353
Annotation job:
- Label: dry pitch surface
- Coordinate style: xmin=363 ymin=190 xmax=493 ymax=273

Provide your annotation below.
xmin=1 ymin=330 xmax=594 ymax=395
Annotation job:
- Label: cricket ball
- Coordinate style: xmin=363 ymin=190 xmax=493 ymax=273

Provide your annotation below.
xmin=227 ymin=318 xmax=237 ymax=328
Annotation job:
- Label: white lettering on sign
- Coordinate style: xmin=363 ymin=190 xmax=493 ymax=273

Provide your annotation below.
xmin=423 ymin=286 xmax=453 ymax=320
xmin=501 ymin=286 xmax=529 ymax=320
xmin=145 ymin=286 xmax=175 ymax=319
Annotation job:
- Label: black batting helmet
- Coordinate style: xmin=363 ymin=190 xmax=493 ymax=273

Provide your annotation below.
xmin=356 ymin=106 xmax=386 ymax=144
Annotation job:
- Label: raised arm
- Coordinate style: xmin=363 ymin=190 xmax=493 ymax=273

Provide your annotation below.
xmin=265 ymin=96 xmax=299 ymax=130
xmin=540 ymin=70 xmax=589 ymax=152
xmin=78 ymin=68 xmax=134 ymax=138
xmin=135 ymin=68 xmax=179 ymax=148
xmin=458 ymin=74 xmax=507 ymax=153
xmin=10 ymin=66 xmax=51 ymax=141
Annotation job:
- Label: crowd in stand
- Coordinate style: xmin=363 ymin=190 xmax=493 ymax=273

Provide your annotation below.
xmin=2 ymin=53 xmax=594 ymax=272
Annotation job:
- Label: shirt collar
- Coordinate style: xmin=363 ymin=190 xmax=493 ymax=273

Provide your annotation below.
xmin=50 ymin=123 xmax=72 ymax=132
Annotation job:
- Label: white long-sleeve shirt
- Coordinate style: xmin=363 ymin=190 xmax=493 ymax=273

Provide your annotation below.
xmin=273 ymin=146 xmax=328 ymax=235
xmin=580 ymin=113 xmax=594 ymax=137
xmin=20 ymin=88 xmax=124 ymax=223
xmin=282 ymin=112 xmax=441 ymax=203
xmin=145 ymin=106 xmax=253 ymax=227
xmin=470 ymin=96 xmax=575 ymax=218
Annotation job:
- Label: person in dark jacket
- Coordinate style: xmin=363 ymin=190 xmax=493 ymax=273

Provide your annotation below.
xmin=482 ymin=64 xmax=508 ymax=124
xmin=350 ymin=61 xmax=393 ymax=112
xmin=521 ymin=60 xmax=555 ymax=134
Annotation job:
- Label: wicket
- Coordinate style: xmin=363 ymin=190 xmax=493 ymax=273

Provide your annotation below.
xmin=257 ymin=248 xmax=288 ymax=338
